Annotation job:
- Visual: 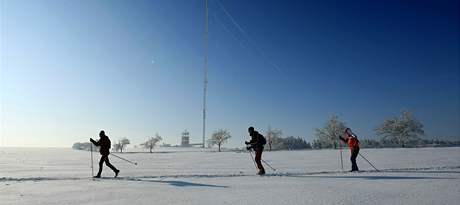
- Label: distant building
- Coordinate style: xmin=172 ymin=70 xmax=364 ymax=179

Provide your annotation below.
xmin=179 ymin=130 xmax=204 ymax=147
xmin=181 ymin=130 xmax=190 ymax=147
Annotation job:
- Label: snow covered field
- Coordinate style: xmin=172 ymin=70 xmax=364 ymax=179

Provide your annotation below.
xmin=1 ymin=147 xmax=459 ymax=205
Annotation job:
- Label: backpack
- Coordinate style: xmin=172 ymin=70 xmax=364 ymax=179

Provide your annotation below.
xmin=259 ymin=134 xmax=267 ymax=145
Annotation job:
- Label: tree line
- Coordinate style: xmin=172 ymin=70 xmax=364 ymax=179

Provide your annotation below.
xmin=73 ymin=111 xmax=459 ymax=152
xmin=72 ymin=135 xmax=162 ymax=153
xmin=312 ymin=111 xmax=459 ymax=149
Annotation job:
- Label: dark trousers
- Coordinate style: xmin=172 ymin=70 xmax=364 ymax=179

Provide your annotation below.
xmin=254 ymin=147 xmax=265 ymax=172
xmin=350 ymin=148 xmax=359 ymax=171
xmin=97 ymin=155 xmax=118 ymax=176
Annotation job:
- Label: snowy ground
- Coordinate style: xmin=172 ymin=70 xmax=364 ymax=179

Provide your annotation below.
xmin=1 ymin=147 xmax=459 ymax=205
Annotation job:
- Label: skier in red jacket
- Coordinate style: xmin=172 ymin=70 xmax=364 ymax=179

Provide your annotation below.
xmin=339 ymin=128 xmax=360 ymax=172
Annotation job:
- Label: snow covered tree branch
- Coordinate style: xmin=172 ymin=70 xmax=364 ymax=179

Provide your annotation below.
xmin=140 ymin=133 xmax=162 ymax=153
xmin=266 ymin=126 xmax=283 ymax=151
xmin=375 ymin=111 xmax=424 ymax=147
xmin=113 ymin=138 xmax=130 ymax=153
xmin=314 ymin=115 xmax=347 ymax=149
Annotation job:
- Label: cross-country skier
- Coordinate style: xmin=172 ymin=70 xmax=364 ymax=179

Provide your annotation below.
xmin=339 ymin=128 xmax=360 ymax=172
xmin=245 ymin=127 xmax=266 ymax=175
xmin=90 ymin=130 xmax=120 ymax=178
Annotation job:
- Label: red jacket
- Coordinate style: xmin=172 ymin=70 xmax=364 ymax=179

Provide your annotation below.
xmin=340 ymin=135 xmax=360 ymax=150
xmin=347 ymin=136 xmax=359 ymax=150
xmin=340 ymin=128 xmax=360 ymax=150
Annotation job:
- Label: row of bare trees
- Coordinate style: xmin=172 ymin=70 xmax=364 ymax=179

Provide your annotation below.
xmin=74 ymin=110 xmax=427 ymax=152
xmin=109 ymin=134 xmax=163 ymax=153
xmin=113 ymin=130 xmax=231 ymax=153
xmin=72 ymin=131 xmax=231 ymax=153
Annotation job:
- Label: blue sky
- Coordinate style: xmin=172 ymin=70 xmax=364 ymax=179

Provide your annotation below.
xmin=1 ymin=0 xmax=459 ymax=147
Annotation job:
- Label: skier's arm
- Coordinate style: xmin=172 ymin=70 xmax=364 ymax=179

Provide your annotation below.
xmin=245 ymin=135 xmax=257 ymax=145
xmin=339 ymin=136 xmax=347 ymax=143
xmin=248 ymin=136 xmax=258 ymax=145
xmin=90 ymin=138 xmax=100 ymax=146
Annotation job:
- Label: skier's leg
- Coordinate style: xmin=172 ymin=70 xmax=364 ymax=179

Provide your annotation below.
xmin=354 ymin=148 xmax=360 ymax=171
xmin=350 ymin=148 xmax=359 ymax=171
xmin=96 ymin=155 xmax=104 ymax=177
xmin=104 ymin=155 xmax=119 ymax=173
xmin=255 ymin=149 xmax=265 ymax=174
xmin=350 ymin=151 xmax=356 ymax=171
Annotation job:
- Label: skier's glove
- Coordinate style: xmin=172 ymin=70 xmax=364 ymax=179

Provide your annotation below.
xmin=245 ymin=141 xmax=249 ymax=145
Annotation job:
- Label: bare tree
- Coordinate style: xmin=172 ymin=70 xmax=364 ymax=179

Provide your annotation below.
xmin=140 ymin=133 xmax=162 ymax=153
xmin=112 ymin=142 xmax=120 ymax=152
xmin=266 ymin=126 xmax=283 ymax=151
xmin=210 ymin=129 xmax=232 ymax=152
xmin=376 ymin=111 xmax=424 ymax=147
xmin=113 ymin=138 xmax=130 ymax=153
xmin=314 ymin=115 xmax=347 ymax=149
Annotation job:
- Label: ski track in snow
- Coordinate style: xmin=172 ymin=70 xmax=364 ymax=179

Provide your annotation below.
xmin=1 ymin=165 xmax=459 ymax=182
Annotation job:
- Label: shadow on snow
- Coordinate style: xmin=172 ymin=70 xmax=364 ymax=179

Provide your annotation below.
xmin=127 ymin=178 xmax=228 ymax=188
xmin=0 ymin=177 xmax=228 ymax=188
xmin=286 ymin=175 xmax=456 ymax=180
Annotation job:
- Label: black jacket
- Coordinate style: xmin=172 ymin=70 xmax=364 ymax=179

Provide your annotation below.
xmin=91 ymin=136 xmax=111 ymax=156
xmin=248 ymin=131 xmax=265 ymax=150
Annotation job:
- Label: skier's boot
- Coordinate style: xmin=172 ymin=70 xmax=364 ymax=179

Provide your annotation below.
xmin=114 ymin=169 xmax=120 ymax=178
xmin=93 ymin=175 xmax=101 ymax=178
xmin=258 ymin=169 xmax=265 ymax=175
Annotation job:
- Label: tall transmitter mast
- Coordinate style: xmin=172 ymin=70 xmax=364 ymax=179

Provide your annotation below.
xmin=202 ymin=0 xmax=208 ymax=148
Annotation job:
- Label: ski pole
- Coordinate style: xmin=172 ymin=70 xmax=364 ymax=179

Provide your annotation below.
xmin=261 ymin=158 xmax=276 ymax=172
xmin=338 ymin=136 xmax=344 ymax=171
xmin=248 ymin=150 xmax=258 ymax=169
xmin=249 ymin=150 xmax=276 ymax=171
xmin=90 ymin=144 xmax=94 ymax=177
xmin=110 ymin=153 xmax=138 ymax=165
xmin=358 ymin=153 xmax=379 ymax=172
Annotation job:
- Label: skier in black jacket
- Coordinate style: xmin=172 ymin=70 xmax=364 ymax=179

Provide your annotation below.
xmin=90 ymin=130 xmax=119 ymax=178
xmin=245 ymin=127 xmax=266 ymax=175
